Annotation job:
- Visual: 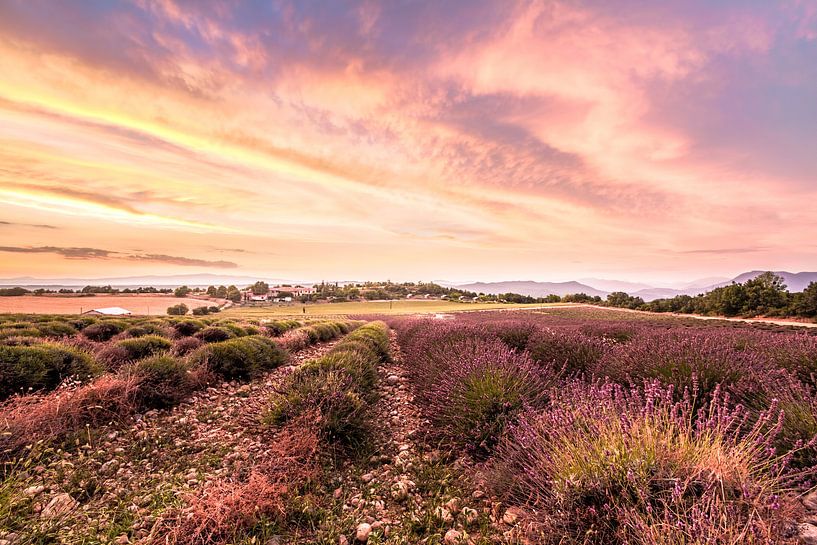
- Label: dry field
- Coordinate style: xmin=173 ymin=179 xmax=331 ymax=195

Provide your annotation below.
xmin=0 ymin=295 xmax=219 ymax=315
xmin=224 ymin=299 xmax=561 ymax=318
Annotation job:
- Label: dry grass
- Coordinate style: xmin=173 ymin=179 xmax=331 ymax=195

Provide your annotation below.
xmin=0 ymin=374 xmax=142 ymax=455
xmin=153 ymin=414 xmax=323 ymax=545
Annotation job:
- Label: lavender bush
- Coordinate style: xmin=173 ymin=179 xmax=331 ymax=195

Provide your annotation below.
xmin=490 ymin=381 xmax=800 ymax=544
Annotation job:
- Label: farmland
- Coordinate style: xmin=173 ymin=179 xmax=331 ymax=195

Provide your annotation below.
xmin=2 ymin=307 xmax=817 ymax=544
xmin=0 ymin=296 xmax=219 ymax=316
xmin=224 ymin=299 xmax=561 ymax=318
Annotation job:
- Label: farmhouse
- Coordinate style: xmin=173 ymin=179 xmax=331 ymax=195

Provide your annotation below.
xmin=82 ymin=307 xmax=133 ymax=316
xmin=241 ymin=285 xmax=316 ymax=302
xmin=270 ymin=285 xmax=315 ymax=297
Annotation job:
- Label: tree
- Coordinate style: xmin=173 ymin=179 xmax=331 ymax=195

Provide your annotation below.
xmin=251 ymin=281 xmax=269 ymax=295
xmin=174 ymin=285 xmax=191 ymax=298
xmin=226 ymin=285 xmax=242 ymax=303
xmin=206 ymin=285 xmax=217 ymax=297
xmin=606 ymin=291 xmax=645 ymax=310
xmin=794 ymin=282 xmax=817 ymax=317
xmin=167 ymin=303 xmax=189 ymax=316
xmin=216 ymin=285 xmax=228 ymax=298
xmin=741 ymin=272 xmax=788 ymax=314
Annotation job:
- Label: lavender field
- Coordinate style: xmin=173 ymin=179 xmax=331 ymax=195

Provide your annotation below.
xmin=3 ymin=308 xmax=817 ymax=544
xmin=388 ymin=310 xmax=817 ymax=544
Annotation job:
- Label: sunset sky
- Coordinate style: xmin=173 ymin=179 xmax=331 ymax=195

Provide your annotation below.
xmin=0 ymin=0 xmax=815 ymax=283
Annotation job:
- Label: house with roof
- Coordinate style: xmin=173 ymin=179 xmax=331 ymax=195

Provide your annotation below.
xmin=82 ymin=307 xmax=133 ymax=316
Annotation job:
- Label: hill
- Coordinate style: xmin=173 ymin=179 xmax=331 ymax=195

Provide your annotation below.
xmin=456 ymin=280 xmax=607 ymax=298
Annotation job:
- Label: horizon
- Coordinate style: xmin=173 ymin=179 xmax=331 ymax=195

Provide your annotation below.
xmin=1 ymin=1 xmax=816 ymax=282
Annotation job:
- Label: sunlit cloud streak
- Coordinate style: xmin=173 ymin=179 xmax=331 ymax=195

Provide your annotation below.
xmin=0 ymin=0 xmax=815 ymax=281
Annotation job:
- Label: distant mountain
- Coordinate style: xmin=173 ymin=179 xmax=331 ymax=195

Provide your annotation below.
xmin=631 ymin=287 xmax=703 ymax=301
xmin=677 ymin=276 xmax=731 ymax=290
xmin=579 ymin=278 xmax=654 ymax=293
xmin=730 ymin=271 xmax=817 ymax=292
xmin=456 ymin=280 xmax=608 ymax=298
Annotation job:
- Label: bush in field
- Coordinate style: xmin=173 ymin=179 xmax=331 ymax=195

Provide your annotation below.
xmin=757 ymin=333 xmax=817 ymax=387
xmin=82 ymin=320 xmax=126 ymax=341
xmin=414 ymin=337 xmax=556 ymax=455
xmin=268 ymin=322 xmax=389 ymax=446
xmin=264 ymin=320 xmax=301 ymax=337
xmin=69 ymin=316 xmax=97 ymax=330
xmin=35 ymin=320 xmax=77 ymax=338
xmin=172 ymin=319 xmax=204 ymax=337
xmin=171 ymin=336 xmax=203 ymax=357
xmin=215 ymin=322 xmax=247 ymax=337
xmin=129 ymin=355 xmax=193 ymax=409
xmin=579 ymin=322 xmax=639 ymax=344
xmin=167 ymin=303 xmax=189 ymax=316
xmin=194 ymin=326 xmax=235 ymax=343
xmin=189 ymin=335 xmax=288 ymax=380
xmin=269 ymin=368 xmax=368 ymax=446
xmin=525 ymin=329 xmax=607 ymax=375
xmin=0 ymin=326 xmax=41 ymax=340
xmin=487 ymin=321 xmax=538 ymax=351
xmin=0 ymin=343 xmax=100 ymax=399
xmin=490 ymin=381 xmax=797 ymax=544
xmin=116 ymin=334 xmax=172 ymax=361
xmin=597 ymin=330 xmax=784 ymax=406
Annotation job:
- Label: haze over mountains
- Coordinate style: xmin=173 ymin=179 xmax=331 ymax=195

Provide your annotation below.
xmin=457 ymin=271 xmax=817 ymax=301
xmin=1 ymin=271 xmax=816 ymax=302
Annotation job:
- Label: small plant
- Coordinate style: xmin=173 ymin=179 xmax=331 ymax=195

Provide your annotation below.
xmin=189 ymin=335 xmax=288 ymax=380
xmin=116 ymin=334 xmax=173 ymax=361
xmin=267 ymin=322 xmax=389 ymax=447
xmin=194 ymin=326 xmax=235 ymax=343
xmin=525 ymin=328 xmax=607 ymax=375
xmin=167 ymin=303 xmax=189 ymax=316
xmin=82 ymin=320 xmax=126 ymax=341
xmin=171 ymin=336 xmax=203 ymax=356
xmin=129 ymin=355 xmax=193 ymax=409
xmin=172 ymin=319 xmax=205 ymax=336
xmin=490 ymin=381 xmax=799 ymax=544
xmin=0 ymin=343 xmax=100 ymax=399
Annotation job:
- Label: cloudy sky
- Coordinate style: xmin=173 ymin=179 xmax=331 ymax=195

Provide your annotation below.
xmin=0 ymin=0 xmax=815 ymax=283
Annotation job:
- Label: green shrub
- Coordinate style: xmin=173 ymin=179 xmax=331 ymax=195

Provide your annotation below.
xmin=189 ymin=335 xmax=288 ymax=380
xmin=267 ymin=369 xmax=368 ymax=446
xmin=172 ymin=319 xmax=204 ymax=336
xmin=69 ymin=317 xmax=97 ymax=330
xmin=129 ymin=355 xmax=193 ymax=409
xmin=82 ymin=321 xmax=126 ymax=342
xmin=267 ymin=322 xmax=389 ymax=446
xmin=0 ymin=343 xmax=100 ymax=399
xmin=116 ymin=335 xmax=173 ymax=361
xmin=194 ymin=326 xmax=234 ymax=343
xmin=219 ymin=322 xmax=248 ymax=337
xmin=167 ymin=303 xmax=189 ymax=316
xmin=36 ymin=321 xmax=78 ymax=338
xmin=0 ymin=326 xmax=41 ymax=340
xmin=125 ymin=326 xmax=149 ymax=338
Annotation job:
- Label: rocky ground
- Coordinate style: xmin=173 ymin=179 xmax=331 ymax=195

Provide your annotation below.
xmin=1 ymin=340 xmax=341 ymax=544
xmin=311 ymin=331 xmax=522 ymax=545
xmin=2 ymin=330 xmax=528 ymax=545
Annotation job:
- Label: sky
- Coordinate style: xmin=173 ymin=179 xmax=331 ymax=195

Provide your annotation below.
xmin=0 ymin=0 xmax=815 ymax=284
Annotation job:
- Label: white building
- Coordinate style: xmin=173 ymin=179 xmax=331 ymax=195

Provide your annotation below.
xmin=82 ymin=307 xmax=133 ymax=316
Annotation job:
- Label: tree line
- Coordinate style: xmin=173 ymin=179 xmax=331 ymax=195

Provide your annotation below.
xmin=603 ymin=272 xmax=817 ymax=318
